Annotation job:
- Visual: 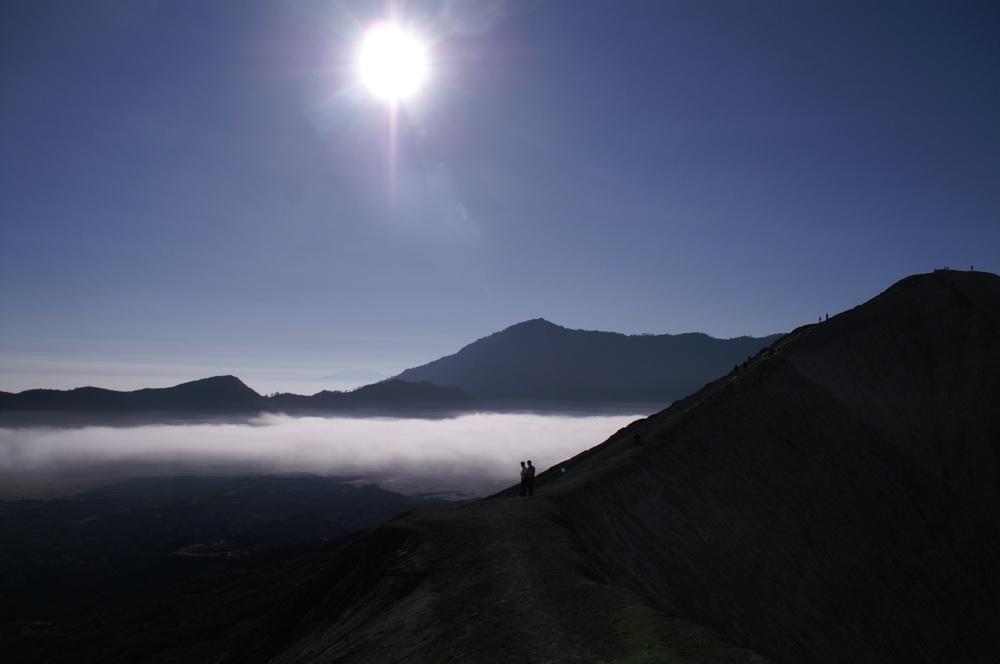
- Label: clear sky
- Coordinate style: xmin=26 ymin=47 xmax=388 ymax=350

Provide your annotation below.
xmin=2 ymin=0 xmax=999 ymax=395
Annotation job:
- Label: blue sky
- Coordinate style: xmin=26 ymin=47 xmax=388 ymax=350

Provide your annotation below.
xmin=2 ymin=0 xmax=998 ymax=394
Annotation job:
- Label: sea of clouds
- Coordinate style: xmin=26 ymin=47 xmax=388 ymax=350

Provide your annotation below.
xmin=0 ymin=412 xmax=642 ymax=498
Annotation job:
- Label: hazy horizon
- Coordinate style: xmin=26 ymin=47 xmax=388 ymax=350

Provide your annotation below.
xmin=0 ymin=412 xmax=643 ymax=499
xmin=0 ymin=360 xmax=394 ymax=396
xmin=0 ymin=316 xmax=791 ymax=394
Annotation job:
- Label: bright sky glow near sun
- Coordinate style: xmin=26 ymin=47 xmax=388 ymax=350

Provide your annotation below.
xmin=1 ymin=0 xmax=999 ymax=395
xmin=359 ymin=23 xmax=429 ymax=102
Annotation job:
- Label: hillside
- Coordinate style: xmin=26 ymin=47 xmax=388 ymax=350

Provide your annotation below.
xmin=395 ymin=320 xmax=783 ymax=408
xmin=0 ymin=375 xmax=266 ymax=424
xmin=0 ymin=377 xmax=476 ymax=424
xmin=224 ymin=270 xmax=999 ymax=663
xmin=267 ymin=379 xmax=475 ymax=416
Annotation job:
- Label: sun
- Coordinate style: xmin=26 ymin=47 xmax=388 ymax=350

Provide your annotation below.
xmin=358 ymin=23 xmax=428 ymax=103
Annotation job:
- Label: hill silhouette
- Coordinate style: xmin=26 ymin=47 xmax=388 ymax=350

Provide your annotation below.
xmin=0 ymin=375 xmax=261 ymax=411
xmin=268 ymin=379 xmax=475 ymax=416
xmin=395 ymin=319 xmax=783 ymax=409
xmin=0 ymin=375 xmax=266 ymax=424
xmin=0 ymin=377 xmax=474 ymax=424
xmin=222 ymin=270 xmax=999 ymax=663
xmin=1 ymin=325 xmax=785 ymax=423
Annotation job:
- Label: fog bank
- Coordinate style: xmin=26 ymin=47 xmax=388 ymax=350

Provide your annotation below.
xmin=0 ymin=413 xmax=642 ymax=498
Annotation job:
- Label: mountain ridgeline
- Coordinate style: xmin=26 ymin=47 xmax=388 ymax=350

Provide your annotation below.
xmin=0 ymin=377 xmax=472 ymax=424
xmin=0 ymin=326 xmax=782 ymax=423
xmin=0 ymin=375 xmax=263 ymax=415
xmin=395 ymin=320 xmax=783 ymax=408
xmin=220 ymin=270 xmax=1000 ymax=663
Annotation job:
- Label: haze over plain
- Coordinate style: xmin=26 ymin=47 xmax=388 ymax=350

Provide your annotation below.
xmin=0 ymin=412 xmax=641 ymax=498
xmin=2 ymin=1 xmax=998 ymax=394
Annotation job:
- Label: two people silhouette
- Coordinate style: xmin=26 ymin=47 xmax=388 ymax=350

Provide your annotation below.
xmin=518 ymin=460 xmax=535 ymax=497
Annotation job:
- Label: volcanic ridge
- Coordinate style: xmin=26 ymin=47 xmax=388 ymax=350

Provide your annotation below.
xmin=219 ymin=270 xmax=1000 ymax=663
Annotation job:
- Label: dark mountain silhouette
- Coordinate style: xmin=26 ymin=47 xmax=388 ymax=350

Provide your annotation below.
xmin=0 ymin=377 xmax=474 ymax=424
xmin=0 ymin=375 xmax=266 ymax=424
xmin=395 ymin=319 xmax=783 ymax=409
xmin=208 ymin=270 xmax=997 ymax=663
xmin=268 ymin=379 xmax=475 ymax=416
xmin=1 ymin=324 xmax=784 ymax=423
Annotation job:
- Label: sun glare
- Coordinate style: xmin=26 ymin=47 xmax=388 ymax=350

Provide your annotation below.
xmin=358 ymin=23 xmax=428 ymax=103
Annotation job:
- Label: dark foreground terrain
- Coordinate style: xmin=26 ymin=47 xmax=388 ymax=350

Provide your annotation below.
xmin=228 ymin=271 xmax=1000 ymax=664
xmin=0 ymin=475 xmax=466 ymax=663
xmin=4 ymin=270 xmax=998 ymax=663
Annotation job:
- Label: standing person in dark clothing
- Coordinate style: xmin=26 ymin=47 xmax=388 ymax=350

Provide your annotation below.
xmin=518 ymin=461 xmax=528 ymax=497
xmin=525 ymin=460 xmax=536 ymax=496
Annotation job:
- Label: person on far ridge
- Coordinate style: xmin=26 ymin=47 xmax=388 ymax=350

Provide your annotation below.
xmin=518 ymin=461 xmax=528 ymax=497
xmin=525 ymin=460 xmax=536 ymax=497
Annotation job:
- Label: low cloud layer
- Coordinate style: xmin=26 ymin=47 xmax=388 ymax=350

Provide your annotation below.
xmin=0 ymin=413 xmax=641 ymax=498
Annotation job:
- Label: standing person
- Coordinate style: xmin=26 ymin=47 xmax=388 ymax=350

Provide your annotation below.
xmin=525 ymin=460 xmax=536 ymax=497
xmin=518 ymin=461 xmax=528 ymax=497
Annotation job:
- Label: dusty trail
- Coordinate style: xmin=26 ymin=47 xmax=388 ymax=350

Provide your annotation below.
xmin=260 ymin=491 xmax=768 ymax=663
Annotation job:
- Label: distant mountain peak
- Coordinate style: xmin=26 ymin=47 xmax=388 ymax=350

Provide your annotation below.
xmin=395 ymin=319 xmax=785 ymax=407
xmin=508 ymin=318 xmax=559 ymax=328
xmin=491 ymin=318 xmax=564 ymax=337
xmin=179 ymin=375 xmax=255 ymax=390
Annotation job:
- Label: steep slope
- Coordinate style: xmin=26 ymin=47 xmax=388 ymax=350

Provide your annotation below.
xmin=395 ymin=319 xmax=783 ymax=408
xmin=229 ymin=270 xmax=999 ymax=663
xmin=541 ymin=269 xmax=1000 ymax=662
